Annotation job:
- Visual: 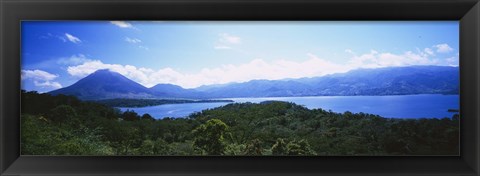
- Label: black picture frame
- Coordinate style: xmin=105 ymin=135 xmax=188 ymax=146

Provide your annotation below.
xmin=1 ymin=0 xmax=479 ymax=175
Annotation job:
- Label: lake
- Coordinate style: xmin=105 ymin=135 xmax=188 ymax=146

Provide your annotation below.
xmin=118 ymin=94 xmax=459 ymax=119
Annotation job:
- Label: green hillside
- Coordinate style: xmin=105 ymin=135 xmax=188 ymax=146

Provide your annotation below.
xmin=21 ymin=90 xmax=459 ymax=155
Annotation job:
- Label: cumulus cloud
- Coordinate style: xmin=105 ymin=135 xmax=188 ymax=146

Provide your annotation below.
xmin=345 ymin=43 xmax=456 ymax=69
xmin=67 ymin=60 xmax=157 ymax=86
xmin=66 ymin=43 xmax=456 ymax=89
xmin=214 ymin=33 xmax=241 ymax=50
xmin=66 ymin=54 xmax=356 ymax=89
xmin=21 ymin=69 xmax=62 ymax=89
xmin=424 ymin=48 xmax=434 ymax=56
xmin=21 ymin=69 xmax=58 ymax=81
xmin=434 ymin=44 xmax=454 ymax=53
xmin=445 ymin=56 xmax=459 ymax=66
xmin=348 ymin=50 xmax=438 ymax=68
xmin=68 ymin=60 xmax=189 ymax=87
xmin=125 ymin=37 xmax=141 ymax=44
xmin=110 ymin=21 xmax=133 ymax=28
xmin=33 ymin=81 xmax=62 ymax=89
xmin=65 ymin=33 xmax=81 ymax=44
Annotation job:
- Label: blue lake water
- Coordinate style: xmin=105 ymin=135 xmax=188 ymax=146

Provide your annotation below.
xmin=118 ymin=94 xmax=459 ymax=119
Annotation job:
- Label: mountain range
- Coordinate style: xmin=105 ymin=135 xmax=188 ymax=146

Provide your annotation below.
xmin=49 ymin=66 xmax=459 ymax=100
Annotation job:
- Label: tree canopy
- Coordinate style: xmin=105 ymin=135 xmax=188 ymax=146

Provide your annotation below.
xmin=21 ymin=91 xmax=459 ymax=156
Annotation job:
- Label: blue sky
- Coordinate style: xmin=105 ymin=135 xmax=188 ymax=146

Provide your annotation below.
xmin=21 ymin=21 xmax=459 ymax=92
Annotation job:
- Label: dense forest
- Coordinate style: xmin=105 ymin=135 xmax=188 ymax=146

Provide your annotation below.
xmin=21 ymin=90 xmax=459 ymax=156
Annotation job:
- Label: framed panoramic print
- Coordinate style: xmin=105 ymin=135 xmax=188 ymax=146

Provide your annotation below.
xmin=19 ymin=21 xmax=461 ymax=156
xmin=1 ymin=0 xmax=479 ymax=176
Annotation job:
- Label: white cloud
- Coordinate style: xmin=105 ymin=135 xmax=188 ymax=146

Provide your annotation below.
xmin=219 ymin=33 xmax=241 ymax=44
xmin=67 ymin=60 xmax=187 ymax=88
xmin=66 ymin=43 xmax=456 ymax=89
xmin=348 ymin=50 xmax=437 ymax=68
xmin=445 ymin=56 xmax=459 ymax=66
xmin=33 ymin=81 xmax=62 ymax=89
xmin=125 ymin=37 xmax=141 ymax=44
xmin=424 ymin=48 xmax=434 ymax=56
xmin=39 ymin=33 xmax=53 ymax=39
xmin=434 ymin=44 xmax=453 ymax=53
xmin=67 ymin=55 xmax=350 ymax=89
xmin=138 ymin=45 xmax=149 ymax=50
xmin=21 ymin=69 xmax=62 ymax=89
xmin=110 ymin=21 xmax=133 ymax=28
xmin=21 ymin=69 xmax=58 ymax=81
xmin=214 ymin=33 xmax=241 ymax=50
xmin=65 ymin=33 xmax=81 ymax=44
xmin=57 ymin=54 xmax=92 ymax=65
xmin=344 ymin=49 xmax=355 ymax=55
xmin=39 ymin=33 xmax=67 ymax=43
xmin=67 ymin=60 xmax=156 ymax=86
xmin=125 ymin=37 xmax=148 ymax=50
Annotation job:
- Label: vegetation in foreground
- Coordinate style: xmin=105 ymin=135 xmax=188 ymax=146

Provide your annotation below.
xmin=21 ymin=90 xmax=459 ymax=156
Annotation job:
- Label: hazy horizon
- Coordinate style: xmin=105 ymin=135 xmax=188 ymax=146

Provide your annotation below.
xmin=42 ymin=64 xmax=458 ymax=91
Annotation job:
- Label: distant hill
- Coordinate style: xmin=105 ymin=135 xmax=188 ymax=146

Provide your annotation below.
xmin=194 ymin=65 xmax=459 ymax=98
xmin=301 ymin=65 xmax=459 ymax=96
xmin=194 ymin=79 xmax=313 ymax=98
xmin=49 ymin=69 xmax=155 ymax=100
xmin=49 ymin=69 xmax=204 ymax=100
xmin=150 ymin=83 xmax=204 ymax=98
xmin=48 ymin=66 xmax=459 ymax=100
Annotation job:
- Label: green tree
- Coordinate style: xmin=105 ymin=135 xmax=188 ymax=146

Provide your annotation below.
xmin=47 ymin=105 xmax=77 ymax=123
xmin=122 ymin=110 xmax=140 ymax=121
xmin=56 ymin=127 xmax=112 ymax=155
xmin=271 ymin=138 xmax=288 ymax=155
xmin=224 ymin=143 xmax=246 ymax=155
xmin=104 ymin=121 xmax=142 ymax=155
xmin=244 ymin=139 xmax=263 ymax=155
xmin=136 ymin=138 xmax=175 ymax=155
xmin=192 ymin=119 xmax=229 ymax=155
xmin=153 ymin=138 xmax=173 ymax=155
xmin=21 ymin=115 xmax=61 ymax=155
xmin=141 ymin=113 xmax=155 ymax=121
xmin=287 ymin=139 xmax=317 ymax=155
xmin=137 ymin=140 xmax=156 ymax=155
xmin=21 ymin=90 xmax=460 ymax=156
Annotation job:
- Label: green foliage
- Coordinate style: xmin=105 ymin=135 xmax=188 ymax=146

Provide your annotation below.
xmin=103 ymin=121 xmax=142 ymax=155
xmin=152 ymin=138 xmax=173 ymax=155
xmin=244 ymin=139 xmax=264 ymax=155
xmin=21 ymin=114 xmax=61 ymax=155
xmin=224 ymin=143 xmax=246 ymax=155
xmin=141 ymin=113 xmax=154 ymax=121
xmin=192 ymin=119 xmax=229 ymax=155
xmin=21 ymin=115 xmax=111 ymax=155
xmin=271 ymin=138 xmax=288 ymax=155
xmin=286 ymin=139 xmax=316 ymax=155
xmin=122 ymin=110 xmax=140 ymax=121
xmin=21 ymin=90 xmax=459 ymax=156
xmin=47 ymin=105 xmax=78 ymax=123
xmin=54 ymin=127 xmax=112 ymax=155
